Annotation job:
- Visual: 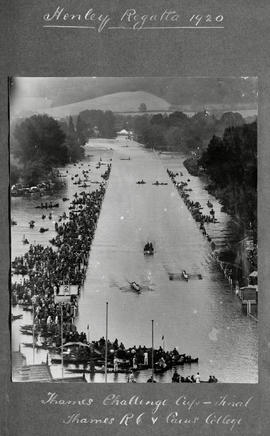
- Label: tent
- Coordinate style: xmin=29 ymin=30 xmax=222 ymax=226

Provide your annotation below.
xmin=117 ymin=129 xmax=129 ymax=136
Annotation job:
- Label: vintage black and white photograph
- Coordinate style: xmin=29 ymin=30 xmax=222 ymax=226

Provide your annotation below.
xmin=10 ymin=77 xmax=258 ymax=383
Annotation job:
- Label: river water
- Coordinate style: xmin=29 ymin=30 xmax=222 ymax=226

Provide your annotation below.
xmin=11 ymin=137 xmax=258 ymax=383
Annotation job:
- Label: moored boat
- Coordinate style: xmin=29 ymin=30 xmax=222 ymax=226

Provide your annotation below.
xmin=176 ymin=356 xmax=199 ymax=365
xmin=11 ymin=314 xmax=23 ymax=321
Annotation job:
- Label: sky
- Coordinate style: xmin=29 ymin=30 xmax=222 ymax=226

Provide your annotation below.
xmin=10 ymin=77 xmax=258 ymax=115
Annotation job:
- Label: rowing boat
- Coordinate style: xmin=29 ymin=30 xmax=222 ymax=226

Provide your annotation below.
xmin=182 ymin=270 xmax=189 ymax=281
xmin=130 ymin=281 xmax=141 ymax=292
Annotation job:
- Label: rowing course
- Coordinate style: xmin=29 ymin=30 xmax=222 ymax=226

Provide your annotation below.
xmin=76 ymin=138 xmax=257 ymax=383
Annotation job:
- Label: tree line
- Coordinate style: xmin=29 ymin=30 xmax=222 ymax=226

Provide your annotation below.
xmin=199 ymin=121 xmax=257 ymax=233
xmin=10 ymin=109 xmax=116 ymax=186
xmin=131 ymin=110 xmax=247 ymax=152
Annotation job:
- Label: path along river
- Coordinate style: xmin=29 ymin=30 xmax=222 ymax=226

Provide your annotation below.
xmin=11 ymin=138 xmax=257 ymax=383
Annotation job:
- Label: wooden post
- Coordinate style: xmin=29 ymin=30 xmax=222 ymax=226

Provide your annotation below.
xmin=151 ymin=320 xmax=154 ymax=380
xmin=61 ymin=303 xmax=64 ymax=380
xmin=32 ymin=304 xmax=35 ymax=365
xmin=87 ymin=324 xmax=90 ymax=343
xmin=105 ymin=302 xmax=108 ymax=383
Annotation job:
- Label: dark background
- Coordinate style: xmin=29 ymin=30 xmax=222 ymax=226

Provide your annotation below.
xmin=1 ymin=1 xmax=270 ymax=435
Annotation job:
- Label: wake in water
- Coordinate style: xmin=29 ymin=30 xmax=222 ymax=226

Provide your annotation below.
xmin=109 ymin=277 xmax=156 ymax=294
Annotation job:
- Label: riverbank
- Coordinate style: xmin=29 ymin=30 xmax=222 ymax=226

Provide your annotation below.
xmin=11 ymin=157 xmax=112 ymax=379
xmin=183 ymin=156 xmax=257 ymax=286
xmin=166 ymin=166 xmax=257 ymax=319
xmin=183 ymin=156 xmax=200 ymax=176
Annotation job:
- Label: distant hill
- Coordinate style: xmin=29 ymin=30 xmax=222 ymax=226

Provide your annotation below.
xmin=35 ymin=91 xmax=171 ymax=118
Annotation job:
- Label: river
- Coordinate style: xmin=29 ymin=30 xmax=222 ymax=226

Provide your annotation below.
xmin=11 ymin=137 xmax=258 ymax=383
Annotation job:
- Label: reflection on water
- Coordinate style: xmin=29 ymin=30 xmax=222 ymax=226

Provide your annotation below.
xmin=11 ymin=138 xmax=258 ymax=383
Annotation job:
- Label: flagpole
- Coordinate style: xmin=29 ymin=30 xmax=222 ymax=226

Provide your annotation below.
xmin=151 ymin=320 xmax=154 ymax=380
xmin=32 ymin=303 xmax=35 ymax=364
xmin=105 ymin=302 xmax=108 ymax=383
xmin=61 ymin=303 xmax=64 ymax=380
xmin=87 ymin=325 xmax=90 ymax=343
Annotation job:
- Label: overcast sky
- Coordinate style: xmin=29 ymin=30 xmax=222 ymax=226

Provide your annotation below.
xmin=10 ymin=77 xmax=258 ymax=114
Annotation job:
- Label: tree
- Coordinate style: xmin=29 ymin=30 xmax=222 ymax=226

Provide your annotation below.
xmin=99 ymin=111 xmax=116 ymax=138
xmin=219 ymin=112 xmax=244 ymax=128
xmin=10 ymin=164 xmax=22 ymax=185
xmin=164 ymin=126 xmax=182 ymax=150
xmin=168 ymin=111 xmax=189 ymax=127
xmin=133 ymin=115 xmax=150 ymax=142
xmin=13 ymin=114 xmax=68 ymax=166
xmin=65 ymin=134 xmax=84 ymax=162
xmin=199 ymin=135 xmax=228 ymax=186
xmin=76 ymin=114 xmax=91 ymax=145
xmin=68 ymin=116 xmax=76 ymax=136
xmin=77 ymin=110 xmax=116 ymax=139
xmin=139 ymin=103 xmax=147 ymax=112
xmin=199 ymin=122 xmax=257 ymax=229
xmin=143 ymin=124 xmax=166 ymax=149
xmin=151 ymin=113 xmax=165 ymax=126
xmin=23 ymin=159 xmax=50 ymax=185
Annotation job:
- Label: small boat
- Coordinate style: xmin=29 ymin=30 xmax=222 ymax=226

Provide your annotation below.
xmin=11 ymin=219 xmax=17 ymax=225
xmin=153 ymin=181 xmax=168 ymax=186
xmin=22 ymin=235 xmax=29 ymax=244
xmin=181 ymin=376 xmax=218 ymax=383
xmin=29 ymin=220 xmax=35 ymax=228
xmin=136 ymin=180 xmax=146 ymax=185
xmin=176 ymin=356 xmax=199 ymax=365
xmin=182 ymin=270 xmax=189 ymax=281
xmin=11 ymin=314 xmax=23 ymax=321
xmin=144 ymin=249 xmax=154 ymax=255
xmin=154 ymin=365 xmax=168 ymax=374
xmin=62 ymin=197 xmax=69 ymax=201
xmin=20 ymin=328 xmax=38 ymax=335
xmin=207 ymin=200 xmax=213 ymax=208
xmin=36 ymin=203 xmax=59 ymax=209
xmin=39 ymin=227 xmax=49 ymax=233
xmin=130 ymin=281 xmax=141 ymax=292
xmin=66 ymin=368 xmax=130 ymax=374
xmin=144 ymin=242 xmax=154 ymax=255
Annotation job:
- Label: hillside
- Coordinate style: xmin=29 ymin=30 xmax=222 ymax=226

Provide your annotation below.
xmin=35 ymin=91 xmax=171 ymax=118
